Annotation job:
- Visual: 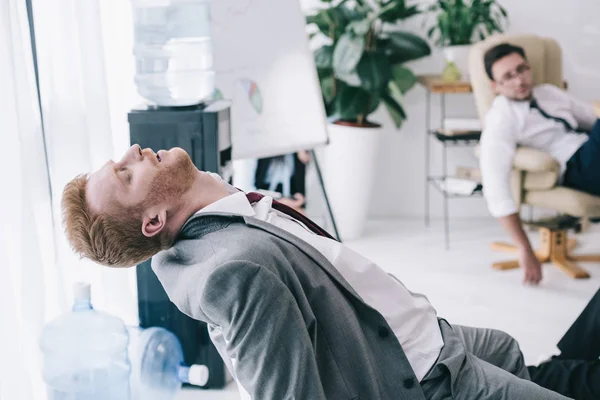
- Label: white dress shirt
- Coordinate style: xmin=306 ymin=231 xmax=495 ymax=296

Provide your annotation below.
xmin=480 ymin=84 xmax=596 ymax=217
xmin=195 ymin=191 xmax=444 ymax=383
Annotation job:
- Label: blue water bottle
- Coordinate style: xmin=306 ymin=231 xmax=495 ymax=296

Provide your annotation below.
xmin=129 ymin=326 xmax=209 ymax=400
xmin=40 ymin=282 xmax=130 ymax=400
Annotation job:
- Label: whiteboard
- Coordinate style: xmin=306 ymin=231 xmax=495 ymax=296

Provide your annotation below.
xmin=210 ymin=0 xmax=329 ymax=160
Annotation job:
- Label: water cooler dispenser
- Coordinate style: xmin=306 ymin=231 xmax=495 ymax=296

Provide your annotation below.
xmin=128 ymin=100 xmax=231 ymax=389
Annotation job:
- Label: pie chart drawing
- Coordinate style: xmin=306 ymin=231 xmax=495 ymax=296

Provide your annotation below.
xmin=239 ymin=78 xmax=263 ymax=115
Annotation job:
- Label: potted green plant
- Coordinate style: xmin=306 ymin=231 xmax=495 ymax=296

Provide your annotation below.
xmin=307 ymin=0 xmax=431 ymax=240
xmin=426 ymin=0 xmax=508 ymax=79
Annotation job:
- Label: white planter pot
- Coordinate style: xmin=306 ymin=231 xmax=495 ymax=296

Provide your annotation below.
xmin=443 ymin=45 xmax=472 ymax=79
xmin=322 ymin=123 xmax=381 ymax=241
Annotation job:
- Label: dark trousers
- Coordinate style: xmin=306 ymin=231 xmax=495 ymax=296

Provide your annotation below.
xmin=528 ymin=287 xmax=600 ymax=400
xmin=564 ymin=119 xmax=600 ymax=196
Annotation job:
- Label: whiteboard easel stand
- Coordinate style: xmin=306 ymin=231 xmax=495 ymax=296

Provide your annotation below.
xmin=310 ymin=149 xmax=341 ymax=242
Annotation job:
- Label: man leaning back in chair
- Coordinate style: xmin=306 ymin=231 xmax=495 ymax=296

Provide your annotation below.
xmin=480 ymin=43 xmax=600 ymax=285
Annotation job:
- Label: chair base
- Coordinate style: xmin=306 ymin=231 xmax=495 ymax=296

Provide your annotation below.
xmin=490 ymin=228 xmax=600 ymax=279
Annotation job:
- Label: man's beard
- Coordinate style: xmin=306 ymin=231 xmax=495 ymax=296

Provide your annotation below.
xmin=144 ymin=151 xmax=197 ymax=208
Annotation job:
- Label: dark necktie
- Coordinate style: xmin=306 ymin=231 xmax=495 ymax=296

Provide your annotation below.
xmin=530 ymin=98 xmax=585 ymax=133
xmin=245 ymin=192 xmax=337 ymax=241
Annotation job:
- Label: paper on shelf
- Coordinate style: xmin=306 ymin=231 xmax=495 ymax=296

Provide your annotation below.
xmin=439 ymin=177 xmax=479 ymax=195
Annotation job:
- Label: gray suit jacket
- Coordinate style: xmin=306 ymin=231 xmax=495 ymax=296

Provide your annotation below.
xmin=152 ymin=213 xmax=428 ymax=400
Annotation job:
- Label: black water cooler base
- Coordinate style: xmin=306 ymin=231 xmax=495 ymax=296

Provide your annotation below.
xmin=137 ymin=263 xmax=226 ymax=389
xmin=129 ymin=102 xmax=232 ymax=389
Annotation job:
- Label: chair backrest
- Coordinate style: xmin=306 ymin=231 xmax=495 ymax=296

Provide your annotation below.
xmin=468 ymin=34 xmax=563 ymax=123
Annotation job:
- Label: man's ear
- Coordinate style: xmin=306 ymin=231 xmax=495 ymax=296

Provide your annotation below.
xmin=141 ymin=209 xmax=167 ymax=238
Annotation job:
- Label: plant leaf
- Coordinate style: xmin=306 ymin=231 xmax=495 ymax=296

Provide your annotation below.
xmin=366 ymin=93 xmax=381 ymax=116
xmin=356 ymin=52 xmax=392 ymax=91
xmin=427 ymin=0 xmax=509 ymax=45
xmin=335 ymin=85 xmax=380 ymax=121
xmin=355 ymin=0 xmax=373 ymax=13
xmin=381 ymin=93 xmax=406 ymax=128
xmin=427 ymin=26 xmax=436 ymax=38
xmin=306 ymin=11 xmax=331 ymax=37
xmin=333 ymin=33 xmax=365 ymax=75
xmin=336 ymin=69 xmax=362 ymax=87
xmin=390 ymin=65 xmax=416 ymax=94
xmin=314 ymin=45 xmax=334 ymax=69
xmin=384 ymin=31 xmax=431 ymax=64
xmin=379 ymin=1 xmax=422 ymax=23
xmin=336 ymin=4 xmax=363 ymax=22
xmin=320 ymin=75 xmax=335 ymax=104
xmin=348 ymin=18 xmax=371 ymax=36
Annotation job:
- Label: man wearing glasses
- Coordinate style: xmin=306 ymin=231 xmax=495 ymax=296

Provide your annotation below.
xmin=480 ymin=43 xmax=600 ymax=285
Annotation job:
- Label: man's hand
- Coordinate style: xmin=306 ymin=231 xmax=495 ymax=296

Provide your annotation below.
xmin=297 ymin=150 xmax=311 ymax=165
xmin=519 ymin=248 xmax=542 ymax=285
xmin=499 ymin=213 xmax=543 ymax=285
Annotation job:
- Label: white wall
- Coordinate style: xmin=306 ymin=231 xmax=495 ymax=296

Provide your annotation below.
xmin=351 ymin=0 xmax=600 ymax=218
xmin=102 ymin=0 xmax=600 ymax=220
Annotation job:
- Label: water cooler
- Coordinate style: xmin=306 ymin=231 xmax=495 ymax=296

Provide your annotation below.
xmin=128 ymin=100 xmax=232 ymax=389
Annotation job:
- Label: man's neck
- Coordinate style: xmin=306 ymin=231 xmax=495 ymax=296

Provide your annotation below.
xmin=166 ymin=171 xmax=233 ymax=236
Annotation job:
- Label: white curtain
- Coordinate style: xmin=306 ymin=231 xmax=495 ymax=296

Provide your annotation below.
xmin=0 ymin=1 xmax=54 ymax=398
xmin=0 ymin=0 xmax=138 ymax=398
xmin=31 ymin=0 xmax=139 ymax=321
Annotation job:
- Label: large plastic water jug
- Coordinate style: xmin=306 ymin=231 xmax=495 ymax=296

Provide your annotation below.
xmin=129 ymin=326 xmax=209 ymax=400
xmin=40 ymin=283 xmax=130 ymax=400
xmin=131 ymin=0 xmax=215 ymax=106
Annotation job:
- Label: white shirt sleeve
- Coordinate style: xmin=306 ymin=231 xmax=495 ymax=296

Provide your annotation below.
xmin=480 ymin=104 xmax=519 ymax=218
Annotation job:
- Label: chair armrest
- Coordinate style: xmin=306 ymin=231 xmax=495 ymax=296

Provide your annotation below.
xmin=513 ymin=147 xmax=559 ymax=173
xmin=474 ymin=145 xmax=559 ymax=172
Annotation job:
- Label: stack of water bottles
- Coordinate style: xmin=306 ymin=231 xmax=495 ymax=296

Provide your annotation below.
xmin=40 ymin=283 xmax=208 ymax=400
xmin=131 ymin=0 xmax=215 ymax=106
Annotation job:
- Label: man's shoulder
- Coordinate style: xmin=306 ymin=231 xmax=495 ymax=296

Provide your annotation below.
xmin=486 ymin=95 xmax=513 ymax=119
xmin=151 ymin=225 xmax=286 ymax=320
xmin=534 ymin=83 xmax=565 ymax=98
xmin=152 ymin=219 xmax=293 ymax=279
xmin=483 ymin=95 xmax=518 ymax=132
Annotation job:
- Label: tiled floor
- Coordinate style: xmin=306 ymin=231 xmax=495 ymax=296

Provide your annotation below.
xmin=177 ymin=218 xmax=600 ymax=400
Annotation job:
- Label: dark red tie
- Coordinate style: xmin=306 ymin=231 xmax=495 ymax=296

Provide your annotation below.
xmin=245 ymin=192 xmax=337 ymax=241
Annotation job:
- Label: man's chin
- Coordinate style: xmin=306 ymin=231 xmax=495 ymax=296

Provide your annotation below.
xmin=170 ymin=147 xmax=194 ymax=164
xmin=172 ymin=147 xmax=199 ymax=174
xmin=170 ymin=147 xmax=187 ymax=157
xmin=516 ymin=88 xmax=532 ymax=100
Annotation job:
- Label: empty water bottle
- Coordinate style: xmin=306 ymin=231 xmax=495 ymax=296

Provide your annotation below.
xmin=129 ymin=326 xmax=209 ymax=400
xmin=40 ymin=282 xmax=130 ymax=400
xmin=131 ymin=0 xmax=215 ymax=106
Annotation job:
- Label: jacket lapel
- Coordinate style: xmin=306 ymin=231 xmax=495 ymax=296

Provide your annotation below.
xmin=242 ymin=216 xmax=365 ymax=304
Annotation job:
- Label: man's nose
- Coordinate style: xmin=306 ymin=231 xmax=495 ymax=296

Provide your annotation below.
xmin=118 ymin=144 xmax=141 ymax=164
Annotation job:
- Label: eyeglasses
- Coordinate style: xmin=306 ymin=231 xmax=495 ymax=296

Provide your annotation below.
xmin=497 ymin=63 xmax=531 ymax=86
